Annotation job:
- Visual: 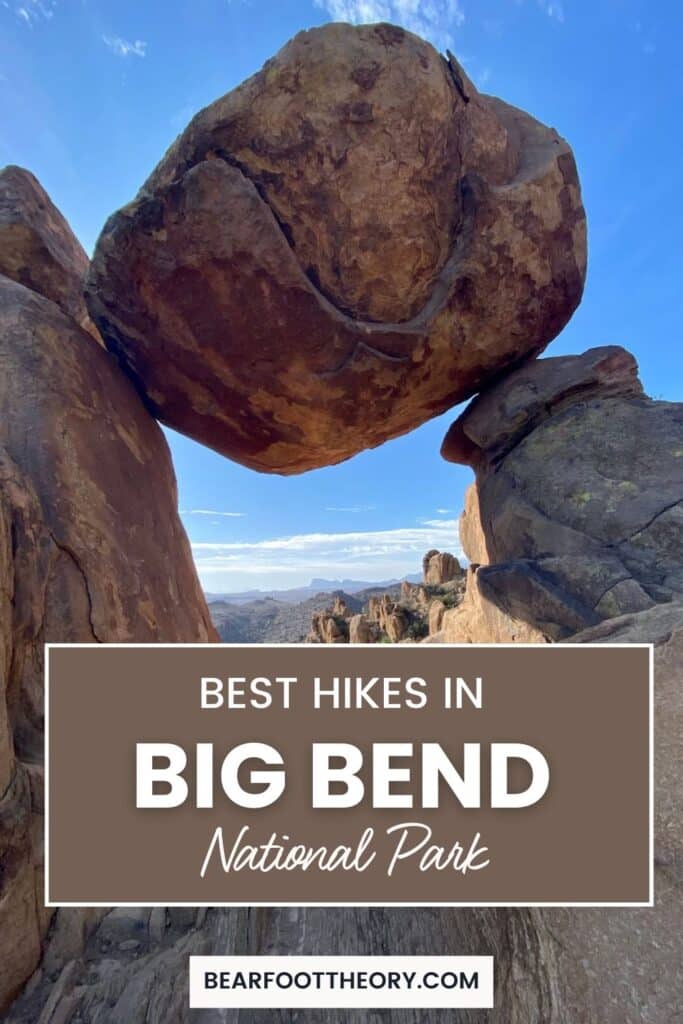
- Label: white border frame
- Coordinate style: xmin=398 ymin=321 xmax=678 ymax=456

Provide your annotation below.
xmin=44 ymin=642 xmax=655 ymax=909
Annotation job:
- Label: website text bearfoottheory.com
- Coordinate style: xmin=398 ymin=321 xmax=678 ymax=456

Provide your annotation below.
xmin=188 ymin=957 xmax=494 ymax=1009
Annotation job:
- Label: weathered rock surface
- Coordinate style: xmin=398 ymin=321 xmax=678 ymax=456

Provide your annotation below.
xmin=435 ymin=346 xmax=683 ymax=1019
xmin=85 ymin=22 xmax=586 ymax=474
xmin=0 ymin=205 xmax=215 ymax=1008
xmin=440 ymin=567 xmax=548 ymax=644
xmin=348 ymin=612 xmax=381 ymax=643
xmin=422 ymin=549 xmax=462 ymax=585
xmin=443 ymin=346 xmax=683 ymax=639
xmin=307 ymin=594 xmax=360 ymax=643
xmin=459 ymin=482 xmax=491 ymax=566
xmin=0 ymin=166 xmax=98 ymax=340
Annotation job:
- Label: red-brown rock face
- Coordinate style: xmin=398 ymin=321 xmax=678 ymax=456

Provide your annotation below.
xmin=0 ymin=166 xmax=98 ymax=339
xmin=0 ymin=175 xmax=215 ymax=1012
xmin=85 ymin=22 xmax=586 ymax=474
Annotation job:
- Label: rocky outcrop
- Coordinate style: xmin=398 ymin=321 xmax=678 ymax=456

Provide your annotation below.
xmin=442 ymin=346 xmax=683 ymax=640
xmin=349 ymin=613 xmax=381 ymax=643
xmin=427 ymin=599 xmax=446 ymax=635
xmin=422 ymin=549 xmax=462 ymax=585
xmin=307 ymin=565 xmax=467 ymax=646
xmin=307 ymin=594 xmax=359 ymax=643
xmin=439 ymin=402 xmax=682 ymax=1021
xmin=0 ymin=182 xmax=215 ymax=1012
xmin=434 ymin=345 xmax=683 ymax=1020
xmin=440 ymin=568 xmax=548 ymax=644
xmin=0 ymin=166 xmax=98 ymax=340
xmin=459 ymin=483 xmax=490 ymax=566
xmin=85 ymin=22 xmax=586 ymax=474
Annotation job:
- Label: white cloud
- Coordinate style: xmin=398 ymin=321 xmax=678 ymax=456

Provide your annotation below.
xmin=191 ymin=519 xmax=463 ymax=590
xmin=10 ymin=0 xmax=55 ymax=24
xmin=180 ymin=508 xmax=246 ymax=518
xmin=102 ymin=34 xmax=147 ymax=58
xmin=435 ymin=507 xmax=454 ymax=515
xmin=314 ymin=0 xmax=464 ymax=50
xmin=537 ymin=0 xmax=564 ymax=22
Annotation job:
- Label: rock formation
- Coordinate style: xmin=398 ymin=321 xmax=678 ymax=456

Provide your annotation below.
xmin=441 ymin=346 xmax=682 ymax=641
xmin=348 ymin=613 xmax=381 ymax=643
xmin=440 ymin=568 xmax=549 ymax=644
xmin=434 ymin=347 xmax=683 ymax=1020
xmin=422 ymin=549 xmax=462 ymax=585
xmin=1 ymin=20 xmax=677 ymax=1024
xmin=85 ymin=22 xmax=586 ymax=473
xmin=307 ymin=594 xmax=359 ymax=643
xmin=0 ymin=169 xmax=215 ymax=1013
xmin=306 ymin=565 xmax=467 ymax=645
xmin=0 ymin=166 xmax=99 ymax=341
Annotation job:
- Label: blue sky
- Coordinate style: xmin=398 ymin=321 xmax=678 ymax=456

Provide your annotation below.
xmin=1 ymin=0 xmax=679 ymax=592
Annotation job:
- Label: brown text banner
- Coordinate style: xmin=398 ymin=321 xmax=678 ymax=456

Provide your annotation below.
xmin=45 ymin=643 xmax=651 ymax=906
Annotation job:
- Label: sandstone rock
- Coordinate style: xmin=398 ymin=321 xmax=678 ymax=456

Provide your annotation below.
xmin=459 ymin=483 xmax=490 ymax=565
xmin=0 ymin=166 xmax=98 ymax=340
xmin=348 ymin=613 xmax=380 ymax=643
xmin=307 ymin=593 xmax=357 ymax=643
xmin=384 ymin=608 xmax=409 ymax=643
xmin=443 ymin=346 xmax=683 ymax=638
xmin=423 ymin=549 xmax=462 ymax=585
xmin=367 ymin=593 xmax=395 ymax=630
xmin=331 ymin=596 xmax=350 ymax=619
xmin=428 ymin=598 xmax=446 ymax=635
xmin=85 ymin=23 xmax=586 ymax=474
xmin=0 ymin=268 xmax=215 ymax=1010
xmin=442 ymin=567 xmax=548 ymax=644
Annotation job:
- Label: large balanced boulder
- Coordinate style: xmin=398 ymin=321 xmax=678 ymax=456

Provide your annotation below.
xmin=85 ymin=22 xmax=586 ymax=474
xmin=443 ymin=346 xmax=683 ymax=639
xmin=0 ymin=179 xmax=215 ymax=1011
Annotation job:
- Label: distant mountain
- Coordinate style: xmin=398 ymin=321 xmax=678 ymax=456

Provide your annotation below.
xmin=204 ymin=573 xmax=422 ymax=606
